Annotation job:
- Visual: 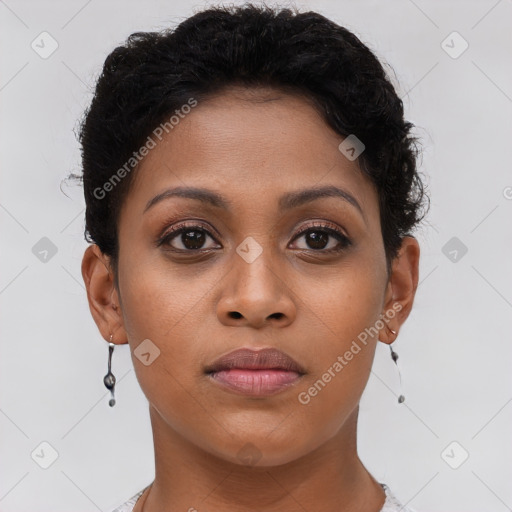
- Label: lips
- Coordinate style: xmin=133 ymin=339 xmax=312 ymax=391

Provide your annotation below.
xmin=204 ymin=347 xmax=306 ymax=374
xmin=204 ymin=347 xmax=306 ymax=396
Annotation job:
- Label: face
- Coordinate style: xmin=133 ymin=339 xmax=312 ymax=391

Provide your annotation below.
xmin=83 ymin=86 xmax=419 ymax=467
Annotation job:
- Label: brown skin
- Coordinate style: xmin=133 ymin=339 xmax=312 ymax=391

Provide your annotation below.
xmin=82 ymin=86 xmax=419 ymax=512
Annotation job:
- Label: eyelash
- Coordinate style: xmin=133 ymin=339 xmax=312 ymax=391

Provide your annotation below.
xmin=156 ymin=221 xmax=352 ymax=253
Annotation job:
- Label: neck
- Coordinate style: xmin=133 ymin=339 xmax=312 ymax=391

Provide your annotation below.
xmin=134 ymin=404 xmax=386 ymax=512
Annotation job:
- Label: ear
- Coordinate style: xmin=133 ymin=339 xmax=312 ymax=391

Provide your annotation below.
xmin=81 ymin=244 xmax=128 ymax=345
xmin=378 ymin=236 xmax=420 ymax=344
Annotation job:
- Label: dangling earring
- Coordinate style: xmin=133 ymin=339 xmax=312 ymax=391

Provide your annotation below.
xmin=387 ymin=326 xmax=405 ymax=404
xmin=103 ymin=334 xmax=116 ymax=407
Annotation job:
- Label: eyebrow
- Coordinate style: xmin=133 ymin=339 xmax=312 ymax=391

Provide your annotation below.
xmin=143 ymin=185 xmax=365 ymax=221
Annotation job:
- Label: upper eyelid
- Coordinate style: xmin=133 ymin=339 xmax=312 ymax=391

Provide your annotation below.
xmin=293 ymin=221 xmax=347 ymax=235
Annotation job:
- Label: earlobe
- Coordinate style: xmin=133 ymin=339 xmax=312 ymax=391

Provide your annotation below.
xmin=379 ymin=321 xmax=398 ymax=345
xmin=81 ymin=244 xmax=128 ymax=344
xmin=378 ymin=236 xmax=420 ymax=344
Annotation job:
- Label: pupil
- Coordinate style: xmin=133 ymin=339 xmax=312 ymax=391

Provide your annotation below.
xmin=182 ymin=230 xmax=205 ymax=249
xmin=307 ymin=231 xmax=328 ymax=249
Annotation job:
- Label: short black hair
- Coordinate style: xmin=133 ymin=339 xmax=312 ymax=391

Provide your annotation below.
xmin=70 ymin=2 xmax=429 ymax=282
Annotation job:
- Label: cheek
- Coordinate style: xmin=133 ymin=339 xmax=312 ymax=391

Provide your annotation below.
xmin=119 ymin=251 xmax=214 ymax=340
xmin=117 ymin=255 xmax=219 ymax=395
xmin=291 ymin=258 xmax=384 ymax=413
xmin=297 ymin=256 xmax=385 ymax=345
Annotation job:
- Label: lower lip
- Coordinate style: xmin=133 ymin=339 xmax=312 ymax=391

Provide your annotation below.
xmin=208 ymin=369 xmax=302 ymax=396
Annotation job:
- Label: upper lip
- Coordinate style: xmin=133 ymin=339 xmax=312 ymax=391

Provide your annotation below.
xmin=204 ymin=347 xmax=306 ymax=374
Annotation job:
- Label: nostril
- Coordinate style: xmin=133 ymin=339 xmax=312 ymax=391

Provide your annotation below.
xmin=229 ymin=311 xmax=243 ymax=319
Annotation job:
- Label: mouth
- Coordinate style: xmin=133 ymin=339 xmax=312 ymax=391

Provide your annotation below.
xmin=204 ymin=347 xmax=306 ymax=397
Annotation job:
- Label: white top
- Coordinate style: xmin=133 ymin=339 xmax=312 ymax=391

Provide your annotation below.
xmin=110 ymin=483 xmax=418 ymax=511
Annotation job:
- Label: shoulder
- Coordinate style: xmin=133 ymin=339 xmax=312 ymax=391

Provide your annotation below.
xmin=109 ymin=487 xmax=146 ymax=512
xmin=379 ymin=483 xmax=419 ymax=512
xmin=110 ymin=482 xmax=417 ymax=512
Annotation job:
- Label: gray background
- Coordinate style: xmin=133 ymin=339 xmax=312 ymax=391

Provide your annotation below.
xmin=1 ymin=0 xmax=511 ymax=510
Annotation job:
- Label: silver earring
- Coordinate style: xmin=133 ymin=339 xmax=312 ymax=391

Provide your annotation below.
xmin=387 ymin=328 xmax=405 ymax=404
xmin=103 ymin=334 xmax=116 ymax=407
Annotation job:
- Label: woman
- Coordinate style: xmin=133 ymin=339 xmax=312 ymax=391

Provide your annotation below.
xmin=77 ymin=3 xmax=428 ymax=511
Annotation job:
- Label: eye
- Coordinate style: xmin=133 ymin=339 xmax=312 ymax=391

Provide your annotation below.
xmin=157 ymin=220 xmax=352 ymax=254
xmin=290 ymin=221 xmax=352 ymax=252
xmin=157 ymin=223 xmax=219 ymax=251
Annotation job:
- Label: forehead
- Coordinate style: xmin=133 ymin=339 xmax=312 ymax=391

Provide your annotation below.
xmin=120 ymin=86 xmax=379 ymax=222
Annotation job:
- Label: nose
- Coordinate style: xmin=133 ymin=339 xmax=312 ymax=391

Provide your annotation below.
xmin=216 ymin=250 xmax=296 ymax=329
